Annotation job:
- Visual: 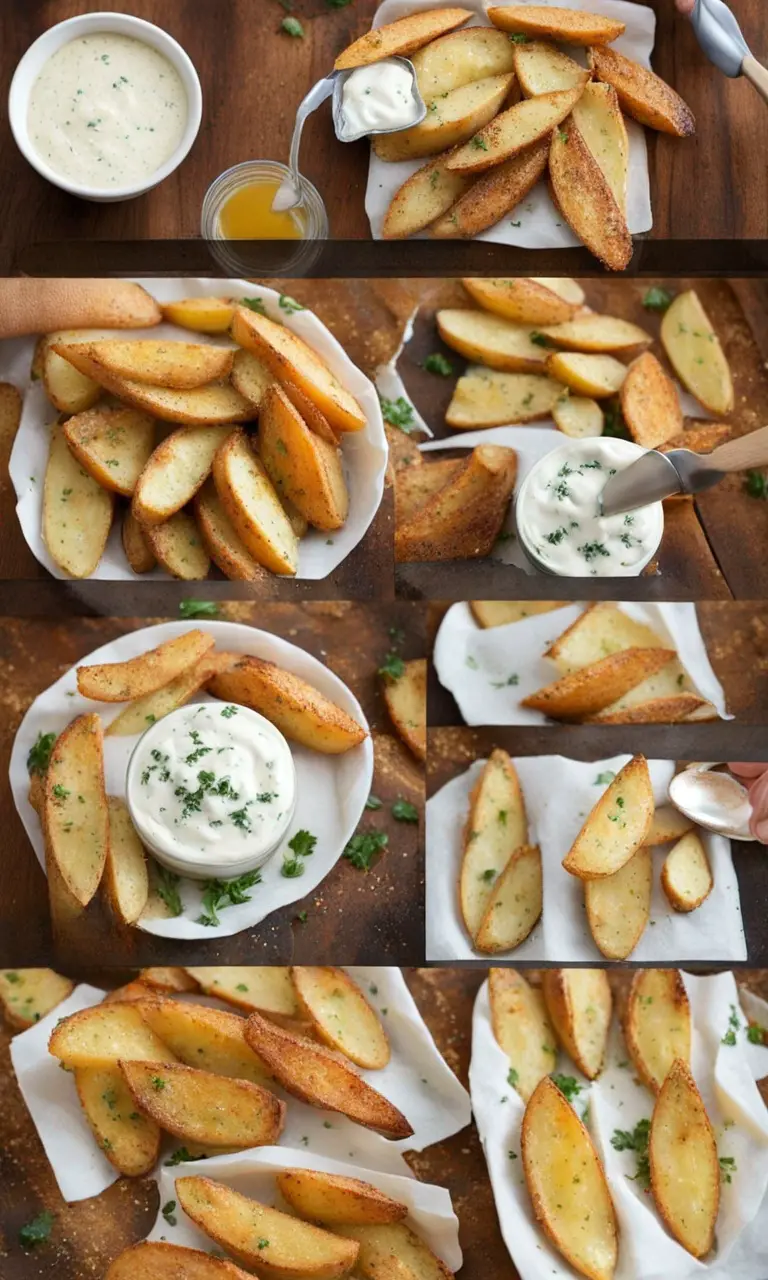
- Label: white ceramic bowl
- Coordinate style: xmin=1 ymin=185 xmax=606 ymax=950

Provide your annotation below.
xmin=8 ymin=11 xmax=202 ymax=202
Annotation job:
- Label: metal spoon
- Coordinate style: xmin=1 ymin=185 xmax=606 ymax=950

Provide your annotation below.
xmin=668 ymin=762 xmax=753 ymax=841
xmin=691 ymin=0 xmax=768 ymax=105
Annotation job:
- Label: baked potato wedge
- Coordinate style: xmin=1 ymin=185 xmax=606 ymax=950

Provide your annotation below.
xmin=644 ymin=805 xmax=695 ymax=846
xmin=75 ymin=1063 xmax=160 ymax=1176
xmin=544 ymin=602 xmax=665 ymax=672
xmin=411 ymin=25 xmax=516 ymax=97
xmin=395 ymin=445 xmax=517 ymax=561
xmin=136 ymin=997 xmax=272 ymax=1085
xmin=373 ymin=73 xmax=515 ymax=163
xmin=549 ymin=123 xmax=633 ymax=272
xmin=437 ymin=308 xmax=548 ymax=373
xmin=445 ymin=86 xmax=585 ymax=175
xmin=132 ymin=425 xmax=232 ymax=524
xmin=521 ymin=1076 xmax=618 ymax=1280
xmin=545 ymin=350 xmax=627 ymax=398
xmin=183 ymin=966 xmax=299 ymax=1021
xmin=395 ymin=460 xmax=464 ymax=524
xmin=122 ymin=509 xmax=156 ymax=574
xmin=659 ymin=422 xmax=731 ymax=455
xmin=0 ymin=968 xmax=74 ymax=1029
xmin=102 ymin=796 xmax=148 ymax=925
xmin=212 ymin=429 xmax=298 ymax=575
xmin=459 ymin=749 xmax=528 ymax=940
xmin=41 ymin=331 xmax=101 ymax=414
xmin=120 ymin=1059 xmax=285 ymax=1148
xmin=143 ymin=510 xmax=212 ymax=580
xmin=77 ymin=629 xmax=215 ymax=702
xmin=625 ymin=969 xmax=691 ymax=1093
xmin=430 ymin=137 xmax=549 ymax=238
xmin=333 ymin=1224 xmax=453 ymax=1280
xmin=513 ymin=40 xmax=591 ymax=96
xmin=105 ymin=651 xmax=235 ymax=737
xmin=541 ymin=968 xmax=613 ymax=1080
xmin=552 ymin=391 xmax=604 ymax=437
xmin=382 ymin=153 xmax=471 ymax=240
xmin=44 ymin=712 xmax=109 ymax=908
xmin=193 ymin=480 xmax=270 ymax=582
xmin=462 ymin=276 xmax=581 ymax=326
xmin=278 ymin=1169 xmax=407 ymax=1226
xmin=562 ymin=754 xmax=654 ymax=880
xmin=139 ymin=968 xmax=200 ymax=994
xmin=620 ymin=351 xmax=682 ymax=449
xmin=488 ymin=968 xmax=557 ymax=1102
xmin=660 ymin=290 xmax=734 ymax=415
xmin=49 ymin=1001 xmax=176 ymax=1068
xmin=63 ymin=405 xmax=156 ymax=498
xmin=572 ymin=81 xmax=629 ymax=213
xmin=521 ymin=648 xmax=676 ymax=720
xmin=66 ymin=339 xmax=234 ymax=389
xmin=586 ymin=692 xmax=708 ymax=725
xmin=229 ymin=347 xmax=273 ymax=409
xmin=649 ymin=1060 xmax=719 ymax=1258
xmin=280 ymin=379 xmax=340 ymax=447
xmin=382 ymin=657 xmax=426 ymax=762
xmin=43 ymin=423 xmax=114 ymax=578
xmin=584 ymin=845 xmax=652 ymax=960
xmin=589 ymin=44 xmax=695 ymax=137
xmin=541 ymin=313 xmax=651 ymax=354
xmin=490 ymin=4 xmax=625 ymax=45
xmin=106 ymin=1242 xmax=253 ymax=1280
xmin=470 ymin=601 xmax=563 ymax=628
xmin=259 ymin=384 xmax=348 ymax=530
xmin=291 ymin=967 xmax=389 ymax=1069
xmin=474 ymin=843 xmax=542 ymax=954
xmin=446 ymin=366 xmax=562 ymax=427
xmin=660 ymin=831 xmax=713 ymax=912
xmin=161 ymin=297 xmax=236 ymax=334
xmin=334 ymin=8 xmax=472 ymax=69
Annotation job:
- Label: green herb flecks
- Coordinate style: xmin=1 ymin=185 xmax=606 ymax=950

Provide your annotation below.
xmin=392 ymin=798 xmax=419 ymax=823
xmin=378 ymin=393 xmax=416 ymax=433
xmin=19 ymin=1211 xmax=56 ymax=1250
xmin=422 ymin=353 xmax=454 ymax=376
xmin=343 ymin=829 xmax=388 ymax=871
xmin=611 ymin=1119 xmax=651 ymax=1189
xmin=27 ymin=731 xmax=57 ymax=777
xmin=197 ymin=869 xmax=262 ymax=926
xmin=179 ymin=599 xmax=218 ymax=619
xmin=642 ymin=286 xmax=675 ymax=313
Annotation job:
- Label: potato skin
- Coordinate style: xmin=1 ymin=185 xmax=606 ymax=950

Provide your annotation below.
xmin=589 ymin=44 xmax=695 ymax=137
xmin=334 ymin=8 xmax=472 ymax=69
xmin=489 ymin=4 xmax=625 ymax=45
xmin=106 ymin=1241 xmax=254 ymax=1280
xmin=43 ymin=712 xmax=109 ymax=908
xmin=395 ymin=445 xmax=517 ymax=562
xmin=259 ymin=384 xmax=348 ymax=531
xmin=43 ymin=423 xmax=114 ymax=578
xmin=277 ymin=1170 xmax=407 ymax=1226
xmin=549 ymin=123 xmax=633 ymax=272
xmin=649 ymin=1059 xmax=719 ymax=1258
xmin=620 ymin=351 xmax=682 ymax=450
xmin=431 ymin=138 xmax=549 ymax=238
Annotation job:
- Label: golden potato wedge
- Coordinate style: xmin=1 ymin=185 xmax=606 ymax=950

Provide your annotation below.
xmin=521 ymin=648 xmax=676 ymax=720
xmin=470 ymin=601 xmax=563 ymax=628
xmin=102 ymin=796 xmax=148 ymax=925
xmin=659 ymin=422 xmax=731 ymax=455
xmin=63 ymin=406 xmax=156 ymax=498
xmin=373 ymin=73 xmax=515 ymax=163
xmin=552 ymin=391 xmax=604 ymax=437
xmin=411 ymin=26 xmax=516 ymax=98
xmin=3 ymin=279 xmax=161 ymax=337
xmin=120 ymin=1059 xmax=284 ymax=1148
xmin=105 ymin=651 xmax=235 ymax=737
xmin=395 ymin=460 xmax=464 ymax=524
xmin=625 ymin=969 xmax=691 ymax=1094
xmin=490 ymin=5 xmax=625 ymax=45
xmin=431 ymin=137 xmax=549 ymax=238
xmin=475 ymin=843 xmax=542 ymax=954
xmin=42 ymin=331 xmax=101 ymax=414
xmin=535 ymin=277 xmax=587 ymax=305
xmin=259 ymin=384 xmax=348 ymax=531
xmin=382 ymin=657 xmax=426 ymax=762
xmin=446 ymin=366 xmax=562 ymax=428
xmin=230 ymin=347 xmax=273 ymax=410
xmin=649 ymin=1060 xmax=719 ymax=1258
xmin=75 ymin=1064 xmax=160 ymax=1176
xmin=183 ymin=966 xmax=299 ymax=1020
xmin=513 ymin=39 xmax=591 ymax=96
xmin=132 ymin=425 xmax=232 ymax=525
xmin=395 ymin=445 xmax=517 ymax=561
xmin=544 ymin=602 xmax=665 ymax=672
xmin=27 ymin=772 xmax=45 ymax=817
xmin=522 ymin=1076 xmax=618 ymax=1280
xmin=382 ymin=153 xmax=471 ymax=240
xmin=459 ymin=749 xmax=528 ymax=941
xmin=212 ymin=429 xmax=298 ymax=575
xmin=549 ymin=123 xmax=633 ymax=272
xmin=138 ymin=968 xmax=200 ymax=994
xmin=162 ymin=297 xmax=236 ymax=334
xmin=291 ymin=967 xmax=390 ymax=1070
xmin=280 ymin=379 xmax=340 ymax=446
xmin=644 ymin=805 xmax=695 ymax=847
xmin=661 ymin=831 xmax=713 ymax=912
xmin=660 ymin=290 xmax=734 ymax=415
xmin=584 ymin=845 xmax=652 ymax=960
xmin=143 ymin=511 xmax=212 ymax=580
xmin=49 ymin=1001 xmax=176 ymax=1068
xmin=244 ymin=1013 xmax=413 ymax=1138
xmin=44 ymin=713 xmax=109 ymax=908
xmin=208 ymin=655 xmax=367 ymax=754
xmin=136 ymin=997 xmax=272 ymax=1085
xmin=542 ymin=314 xmax=651 ymax=354
xmin=488 ymin=968 xmax=557 ymax=1102
xmin=0 ymin=968 xmax=74 ymax=1030
xmin=335 ymin=8 xmax=472 ymax=69
xmin=586 ymin=692 xmax=708 ymax=725
xmin=77 ymin=629 xmax=215 ymax=702
xmin=562 ymin=755 xmax=654 ymax=880
xmin=546 ymin=350 xmax=627 ymax=398
xmin=278 ymin=1169 xmax=407 ymax=1226
xmin=571 ymin=81 xmax=629 ymax=213
xmin=231 ymin=306 xmax=366 ymax=434
xmin=446 ymin=86 xmax=584 ymax=175
xmin=462 ymin=277 xmax=580 ymax=326
xmin=43 ymin=422 xmax=114 ymax=578
xmin=122 ymin=508 xmax=156 ymax=574
xmin=437 ymin=309 xmax=547 ymax=373
xmin=620 ymin=351 xmax=682 ymax=449
xmin=589 ymin=44 xmax=695 ymax=137
xmin=107 ymin=1242 xmax=253 ymax=1280
xmin=193 ymin=480 xmax=270 ymax=582
xmin=541 ymin=968 xmax=612 ymax=1079
xmin=68 ymin=339 xmax=234 ymax=390
xmin=334 ymin=1223 xmax=453 ymax=1280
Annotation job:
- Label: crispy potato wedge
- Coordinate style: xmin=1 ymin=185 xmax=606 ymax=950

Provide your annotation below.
xmin=75 ymin=1064 xmax=160 ymax=1176
xmin=470 ymin=600 xmax=563 ymax=628
xmin=446 ymin=365 xmax=562 ymax=428
xmin=244 ymin=1013 xmax=413 ymax=1138
xmin=0 ymin=968 xmax=74 ymax=1030
xmin=522 ymin=1077 xmax=618 ymax=1280
xmin=334 ymin=1223 xmax=453 ymax=1280
xmin=184 ymin=966 xmax=299 ymax=1020
xmin=563 ymin=754 xmax=654 ymax=880
xmin=659 ymin=422 xmax=731 ymax=455
xmin=213 ymin=429 xmax=298 ymax=575
xmin=374 ymin=73 xmax=515 ymax=163
xmin=138 ymin=968 xmax=200 ymax=994
xmin=625 ymin=969 xmax=691 ymax=1093
xmin=541 ymin=968 xmax=613 ymax=1079
xmin=63 ymin=405 xmax=156 ymax=497
xmin=586 ymin=692 xmax=708 ymax=725
xmin=462 ymin=277 xmax=580 ymax=326
xmin=28 ymin=772 xmax=45 ymax=816
xmin=42 ymin=332 xmax=101 ymax=414
xmin=475 ymin=843 xmax=542 ymax=954
xmin=411 ymin=25 xmax=516 ymax=97
xmin=291 ymin=967 xmax=390 ymax=1070
xmin=446 ymin=87 xmax=584 ymax=175
xmin=193 ymin=480 xmax=271 ymax=582
xmin=105 ymin=651 xmax=235 ymax=737
xmin=209 ymin=655 xmax=367 ymax=754
xmin=546 ymin=350 xmax=627 ymax=398
xmin=549 ymin=123 xmax=632 ymax=272
xmin=382 ymin=657 xmax=426 ymax=762
xmin=136 ymin=997 xmax=272 ymax=1084
xmin=437 ymin=309 xmax=547 ymax=373
xmin=383 ymin=153 xmax=471 ymax=240
xmin=534 ymin=277 xmax=586 ymax=305
xmin=44 ymin=713 xmax=109 ymax=907
xmin=660 ymin=290 xmax=734 ymax=415
xmin=545 ymin=602 xmax=665 ymax=673
xmin=521 ymin=648 xmax=676 ymax=720
xmin=395 ymin=445 xmax=517 ymax=561
xmin=143 ymin=510 xmax=212 ymax=580
xmin=231 ymin=307 xmax=366 ymax=434
xmin=584 ymin=845 xmax=652 ymax=960
xmin=488 ymin=968 xmax=557 ymax=1102
xmin=542 ymin=314 xmax=650 ymax=354
xmin=132 ymin=425 xmax=232 ymax=524
xmin=280 ymin=379 xmax=340 ymax=446
xmin=335 ymin=8 xmax=472 ymax=69
xmin=259 ymin=384 xmax=349 ymax=531
xmin=278 ymin=1169 xmax=407 ymax=1226
xmin=661 ymin=831 xmax=713 ymax=912
xmin=162 ymin=297 xmax=236 ymax=334
xmin=431 ymin=137 xmax=550 ymax=238
xmin=459 ymin=749 xmax=528 ymax=940
xmin=106 ymin=1242 xmax=253 ymax=1280
xmin=395 ymin=460 xmax=463 ymax=524
xmin=552 ymin=391 xmax=604 ymax=437
xmin=122 ymin=508 xmax=156 ymax=574
xmin=490 ymin=4 xmax=625 ymax=45
xmin=589 ymin=44 xmax=695 ymax=137
xmin=120 ymin=1059 xmax=285 ymax=1148
xmin=49 ymin=1001 xmax=176 ymax=1068
xmin=43 ymin=422 xmax=114 ymax=578
xmin=644 ymin=805 xmax=695 ymax=847
xmin=620 ymin=351 xmax=682 ymax=449
xmin=230 ymin=347 xmax=273 ymax=410
xmin=513 ymin=40 xmax=591 ymax=96
xmin=103 ymin=796 xmax=148 ymax=925
xmin=572 ymin=81 xmax=629 ymax=213
xmin=649 ymin=1060 xmax=719 ymax=1258
xmin=77 ymin=629 xmax=214 ymax=702
xmin=70 ymin=340 xmax=234 ymax=389
xmin=178 ymin=1176 xmax=360 ymax=1279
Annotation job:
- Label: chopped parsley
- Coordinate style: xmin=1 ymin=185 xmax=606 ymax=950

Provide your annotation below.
xmin=154 ymin=865 xmax=183 ymax=917
xmin=27 ymin=731 xmax=57 ymax=776
xmin=611 ymin=1119 xmax=651 ymax=1189
xmin=490 ymin=674 xmax=519 ymax=688
xmin=365 ymin=794 xmax=383 ymax=810
xmin=507 ymin=1067 xmax=519 ymax=1086
xmin=530 ymin=331 xmax=556 ymax=348
xmin=241 ymin=296 xmax=267 ymax=316
xmin=221 ymin=705 xmax=238 ymax=719
xmin=722 ymin=1004 xmax=741 ymax=1046
xmin=422 ymin=352 xmax=454 ymax=376
xmin=594 ymin=771 xmax=616 ymax=785
xmin=197 ymin=869 xmax=262 ymax=926
xmin=602 ymin=399 xmax=630 ymax=439
xmin=508 ymin=32 xmax=530 ymax=42
xmin=471 ymin=134 xmax=489 ymax=151
xmin=51 ymin=783 xmax=70 ymax=801
xmin=343 ymin=829 xmax=388 ymax=871
xmin=551 ymin=1074 xmax=582 ymax=1103
xmin=281 ymin=15 xmax=305 ymax=36
xmin=19 ymin=1211 xmax=55 ymax=1249
xmin=280 ymin=829 xmax=317 ymax=879
xmin=392 ymin=798 xmax=419 ymax=823
xmin=579 ymin=541 xmax=611 ymax=564
xmin=279 ymin=294 xmax=304 ymax=314
xmin=378 ymin=393 xmax=415 ymax=433
xmin=162 ymin=1200 xmax=177 ymax=1226
xmin=642 ymin=286 xmax=675 ymax=313
xmin=719 ymin=1155 xmax=737 ymax=1183
xmin=745 ymin=470 xmax=768 ymax=499
xmin=379 ymin=651 xmax=406 ymax=681
xmin=179 ymin=599 xmax=218 ymax=619
xmin=747 ymin=1022 xmax=766 ymax=1044
xmin=164 ymin=1147 xmax=207 ymax=1167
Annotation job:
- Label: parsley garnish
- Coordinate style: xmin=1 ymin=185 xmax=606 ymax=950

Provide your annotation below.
xmin=602 ymin=399 xmax=630 ymax=439
xmin=279 ymin=294 xmax=304 ymax=314
xmin=530 ymin=331 xmax=556 ymax=348
xmin=154 ymin=865 xmax=183 ymax=917
xmin=508 ymin=32 xmax=530 ymax=42
xmin=197 ymin=870 xmax=262 ymax=926
xmin=162 ymin=1200 xmax=177 ymax=1225
xmin=343 ymin=829 xmax=388 ymax=871
xmin=281 ymin=15 xmax=304 ymax=36
xmin=747 ymin=1023 xmax=766 ymax=1044
xmin=365 ymin=794 xmax=383 ymax=810
xmin=719 ymin=1155 xmax=737 ymax=1183
xmin=164 ymin=1147 xmax=207 ymax=1167
xmin=19 ymin=1211 xmax=55 ymax=1249
xmin=551 ymin=1074 xmax=582 ymax=1103
xmin=422 ymin=353 xmax=454 ymax=376
xmin=611 ymin=1119 xmax=651 ymax=1189
xmin=392 ymin=798 xmax=419 ymax=823
xmin=378 ymin=394 xmax=415 ymax=433
xmin=642 ymin=286 xmax=675 ymax=313
xmin=722 ymin=1004 xmax=740 ymax=1046
xmin=745 ymin=470 xmax=768 ymax=499
xmin=471 ymin=134 xmax=489 ymax=151
xmin=27 ymin=731 xmax=56 ymax=777
xmin=379 ymin=652 xmax=406 ymax=681
xmin=594 ymin=771 xmax=616 ymax=785
xmin=241 ymin=296 xmax=267 ymax=315
xmin=579 ymin=541 xmax=611 ymax=563
xmin=179 ymin=599 xmax=218 ymax=619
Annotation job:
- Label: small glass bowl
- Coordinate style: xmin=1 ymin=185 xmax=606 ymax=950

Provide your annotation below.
xmin=201 ymin=159 xmax=328 ymax=275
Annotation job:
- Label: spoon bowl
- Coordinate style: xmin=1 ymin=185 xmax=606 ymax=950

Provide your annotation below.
xmin=668 ymin=762 xmax=753 ymax=841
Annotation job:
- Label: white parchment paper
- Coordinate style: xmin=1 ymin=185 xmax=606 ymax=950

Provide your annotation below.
xmin=10 ymin=968 xmax=472 ymax=1203
xmin=433 ymin=601 xmax=730 ymax=725
xmin=426 ymin=754 xmax=746 ymax=961
xmin=470 ymin=970 xmax=768 ymax=1280
xmin=8 ymin=620 xmax=373 ymax=939
xmin=5 ymin=279 xmax=388 ymax=581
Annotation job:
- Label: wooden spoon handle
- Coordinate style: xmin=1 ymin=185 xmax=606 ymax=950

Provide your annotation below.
xmin=710 ymin=425 xmax=768 ymax=471
xmin=743 ymin=55 xmax=768 ymax=107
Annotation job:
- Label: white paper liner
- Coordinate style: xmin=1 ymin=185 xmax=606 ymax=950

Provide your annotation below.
xmin=426 ymin=753 xmax=746 ymax=961
xmin=8 ymin=620 xmax=374 ymax=939
xmin=365 ymin=0 xmax=654 ymax=244
xmin=5 ymin=279 xmax=388 ymax=581
xmin=433 ymin=600 xmax=730 ymax=725
xmin=10 ymin=968 xmax=472 ymax=1204
xmin=470 ymin=970 xmax=768 ymax=1280
xmin=375 ymin=304 xmax=434 ymax=438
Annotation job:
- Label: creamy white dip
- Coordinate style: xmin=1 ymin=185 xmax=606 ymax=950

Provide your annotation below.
xmin=339 ymin=59 xmax=420 ymax=138
xmin=126 ymin=703 xmax=296 ymax=873
xmin=27 ymin=33 xmax=188 ymax=189
xmin=516 ymin=437 xmax=664 ymax=577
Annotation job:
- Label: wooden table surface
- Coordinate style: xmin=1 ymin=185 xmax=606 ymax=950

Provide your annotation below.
xmin=0 ymin=604 xmax=426 ymax=968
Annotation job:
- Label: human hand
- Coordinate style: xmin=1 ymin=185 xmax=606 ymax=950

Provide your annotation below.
xmin=676 ymin=0 xmax=696 ymax=14
xmin=727 ymin=762 xmax=768 ymax=843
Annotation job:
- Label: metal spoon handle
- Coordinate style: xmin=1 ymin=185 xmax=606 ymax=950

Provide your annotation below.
xmin=709 ymin=424 xmax=768 ymax=471
xmin=743 ymin=54 xmax=768 ymax=106
xmin=286 ymin=75 xmax=337 ymax=201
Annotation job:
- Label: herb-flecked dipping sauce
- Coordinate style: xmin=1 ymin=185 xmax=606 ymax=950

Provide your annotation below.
xmin=27 ymin=34 xmax=188 ymax=189
xmin=126 ymin=703 xmax=296 ymax=872
xmin=516 ymin=437 xmax=664 ymax=577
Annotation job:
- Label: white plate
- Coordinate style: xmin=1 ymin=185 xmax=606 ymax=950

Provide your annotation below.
xmin=6 ymin=278 xmax=388 ymax=580
xmin=9 ymin=620 xmax=374 ymax=939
